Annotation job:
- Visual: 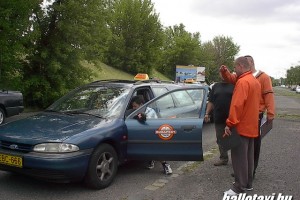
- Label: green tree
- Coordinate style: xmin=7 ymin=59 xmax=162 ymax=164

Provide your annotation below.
xmin=21 ymin=0 xmax=110 ymax=107
xmin=286 ymin=65 xmax=300 ymax=86
xmin=106 ymin=0 xmax=163 ymax=75
xmin=0 ymin=0 xmax=39 ymax=90
xmin=270 ymin=76 xmax=280 ymax=86
xmin=198 ymin=41 xmax=215 ymax=84
xmin=199 ymin=35 xmax=240 ymax=83
xmin=158 ymin=23 xmax=201 ymax=80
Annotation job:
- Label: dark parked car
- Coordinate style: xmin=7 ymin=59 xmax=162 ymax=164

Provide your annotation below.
xmin=0 ymin=90 xmax=24 ymax=125
xmin=290 ymin=86 xmax=296 ymax=91
xmin=0 ymin=79 xmax=208 ymax=189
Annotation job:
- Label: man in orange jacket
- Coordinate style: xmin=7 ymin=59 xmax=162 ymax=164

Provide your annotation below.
xmin=223 ymin=56 xmax=261 ymax=196
xmin=220 ymin=55 xmax=275 ymax=178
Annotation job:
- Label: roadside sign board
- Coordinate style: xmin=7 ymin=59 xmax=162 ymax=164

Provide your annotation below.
xmin=175 ymin=65 xmax=205 ymax=83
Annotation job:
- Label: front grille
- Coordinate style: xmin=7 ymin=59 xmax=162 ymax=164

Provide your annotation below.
xmin=0 ymin=140 xmax=32 ymax=152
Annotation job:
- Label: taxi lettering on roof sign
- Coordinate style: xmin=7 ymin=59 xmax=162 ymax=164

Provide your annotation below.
xmin=134 ymin=73 xmax=149 ymax=80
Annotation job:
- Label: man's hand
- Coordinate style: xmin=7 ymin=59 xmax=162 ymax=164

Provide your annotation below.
xmin=223 ymin=126 xmax=232 ymax=138
xmin=134 ymin=113 xmax=146 ymax=121
xmin=220 ymin=65 xmax=229 ymax=73
xmin=204 ymin=114 xmax=210 ymax=123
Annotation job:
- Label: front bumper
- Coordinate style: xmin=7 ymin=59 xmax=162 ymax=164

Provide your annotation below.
xmin=0 ymin=148 xmax=93 ymax=183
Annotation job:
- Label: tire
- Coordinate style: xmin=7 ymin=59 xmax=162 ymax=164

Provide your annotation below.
xmin=0 ymin=108 xmax=5 ymax=125
xmin=84 ymin=144 xmax=118 ymax=189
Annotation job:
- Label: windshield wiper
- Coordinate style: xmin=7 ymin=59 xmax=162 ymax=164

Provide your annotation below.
xmin=45 ymin=109 xmax=77 ymax=116
xmin=64 ymin=111 xmax=103 ymax=118
xmin=45 ymin=109 xmax=61 ymax=113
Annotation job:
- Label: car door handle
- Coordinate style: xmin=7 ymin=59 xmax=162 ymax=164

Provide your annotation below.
xmin=181 ymin=125 xmax=196 ymax=132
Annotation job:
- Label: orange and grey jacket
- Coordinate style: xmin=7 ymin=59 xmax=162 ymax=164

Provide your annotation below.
xmin=226 ymin=71 xmax=261 ymax=137
xmin=221 ymin=69 xmax=275 ymax=120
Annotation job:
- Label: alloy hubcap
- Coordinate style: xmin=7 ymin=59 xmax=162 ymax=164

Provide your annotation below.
xmin=96 ymin=152 xmax=114 ymax=181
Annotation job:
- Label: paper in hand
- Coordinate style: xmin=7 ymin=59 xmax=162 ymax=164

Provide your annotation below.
xmin=260 ymin=117 xmax=273 ymax=138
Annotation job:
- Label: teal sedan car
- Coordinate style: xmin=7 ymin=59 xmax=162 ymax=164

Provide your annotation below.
xmin=0 ymin=79 xmax=208 ymax=189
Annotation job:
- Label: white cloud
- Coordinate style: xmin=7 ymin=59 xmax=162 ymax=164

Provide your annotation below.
xmin=152 ymin=0 xmax=300 ymax=78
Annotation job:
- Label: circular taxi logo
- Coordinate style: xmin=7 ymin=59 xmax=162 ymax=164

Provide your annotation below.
xmin=155 ymin=124 xmax=177 ymax=140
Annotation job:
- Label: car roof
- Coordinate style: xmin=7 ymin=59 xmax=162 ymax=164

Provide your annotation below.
xmin=86 ymin=79 xmax=179 ymax=89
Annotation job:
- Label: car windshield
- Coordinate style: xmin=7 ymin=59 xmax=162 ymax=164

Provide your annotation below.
xmin=46 ymin=85 xmax=130 ymax=118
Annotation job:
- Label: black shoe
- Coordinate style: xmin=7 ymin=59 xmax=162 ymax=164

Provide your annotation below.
xmin=243 ymin=186 xmax=253 ymax=191
xmin=146 ymin=161 xmax=155 ymax=169
xmin=233 ymin=181 xmax=253 ymax=191
xmin=213 ymin=160 xmax=228 ymax=166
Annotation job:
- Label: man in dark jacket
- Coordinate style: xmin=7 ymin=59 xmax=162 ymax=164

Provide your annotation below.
xmin=205 ymin=72 xmax=234 ymax=166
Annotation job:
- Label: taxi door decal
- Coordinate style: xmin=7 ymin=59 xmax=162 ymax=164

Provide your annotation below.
xmin=155 ymin=124 xmax=177 ymax=140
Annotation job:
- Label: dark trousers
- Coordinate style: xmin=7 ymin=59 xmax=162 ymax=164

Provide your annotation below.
xmin=215 ymin=123 xmax=228 ymax=161
xmin=253 ymin=113 xmax=264 ymax=175
xmin=231 ymin=136 xmax=254 ymax=193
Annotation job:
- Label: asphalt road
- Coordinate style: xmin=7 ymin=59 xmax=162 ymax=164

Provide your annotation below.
xmin=0 ymin=87 xmax=299 ymax=200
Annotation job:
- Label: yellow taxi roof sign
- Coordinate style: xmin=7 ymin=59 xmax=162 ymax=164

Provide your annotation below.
xmin=184 ymin=78 xmax=195 ymax=83
xmin=134 ymin=73 xmax=149 ymax=80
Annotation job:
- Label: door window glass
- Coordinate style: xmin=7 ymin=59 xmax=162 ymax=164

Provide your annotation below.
xmin=152 ymin=87 xmax=168 ymax=96
xmin=146 ymin=89 xmax=203 ymax=119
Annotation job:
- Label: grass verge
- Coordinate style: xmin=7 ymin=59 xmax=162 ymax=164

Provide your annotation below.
xmin=276 ymin=113 xmax=300 ymax=120
xmin=82 ymin=60 xmax=171 ymax=81
xmin=273 ymin=87 xmax=300 ymax=98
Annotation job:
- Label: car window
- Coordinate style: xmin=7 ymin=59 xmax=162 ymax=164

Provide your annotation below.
xmin=152 ymin=87 xmax=174 ymax=111
xmin=173 ymin=90 xmax=194 ymax=107
xmin=47 ymin=86 xmax=130 ymax=118
xmin=152 ymin=87 xmax=168 ymax=96
xmin=145 ymin=89 xmax=202 ymax=119
xmin=127 ymin=87 xmax=152 ymax=109
xmin=155 ymin=94 xmax=175 ymax=112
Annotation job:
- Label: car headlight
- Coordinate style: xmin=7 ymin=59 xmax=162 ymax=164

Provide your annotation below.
xmin=33 ymin=143 xmax=79 ymax=153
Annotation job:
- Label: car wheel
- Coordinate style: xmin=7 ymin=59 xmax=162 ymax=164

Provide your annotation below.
xmin=84 ymin=144 xmax=118 ymax=189
xmin=0 ymin=108 xmax=5 ymax=125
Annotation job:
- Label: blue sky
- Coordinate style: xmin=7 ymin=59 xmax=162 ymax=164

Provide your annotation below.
xmin=152 ymin=0 xmax=300 ymax=78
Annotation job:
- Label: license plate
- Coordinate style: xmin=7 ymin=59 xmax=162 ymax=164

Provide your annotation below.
xmin=0 ymin=153 xmax=23 ymax=168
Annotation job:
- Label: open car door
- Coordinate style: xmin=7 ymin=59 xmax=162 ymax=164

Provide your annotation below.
xmin=125 ymin=86 xmax=208 ymax=161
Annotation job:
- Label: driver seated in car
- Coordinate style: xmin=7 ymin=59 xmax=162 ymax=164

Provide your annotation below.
xmin=130 ymin=95 xmax=172 ymax=175
xmin=131 ymin=95 xmax=157 ymax=119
